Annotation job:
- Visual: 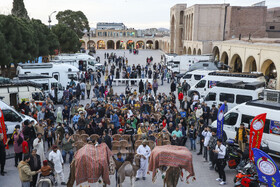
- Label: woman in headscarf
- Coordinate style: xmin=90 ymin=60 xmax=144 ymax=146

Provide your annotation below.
xmin=56 ymin=107 xmax=63 ymax=125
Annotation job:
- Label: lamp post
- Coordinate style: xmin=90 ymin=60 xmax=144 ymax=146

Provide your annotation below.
xmin=48 ymin=11 xmax=56 ymax=29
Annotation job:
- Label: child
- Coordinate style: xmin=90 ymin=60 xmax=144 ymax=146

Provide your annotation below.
xmin=22 ymin=136 xmax=29 ymax=155
xmin=116 ymin=152 xmax=124 ymax=163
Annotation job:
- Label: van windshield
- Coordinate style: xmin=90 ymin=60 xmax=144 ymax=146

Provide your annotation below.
xmin=224 ymin=112 xmax=238 ymax=126
xmin=196 ymin=80 xmax=206 ymax=88
xmin=2 ymin=109 xmax=21 ymax=122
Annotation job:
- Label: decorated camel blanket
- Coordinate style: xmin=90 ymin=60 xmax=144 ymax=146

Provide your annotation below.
xmin=74 ymin=143 xmax=113 ymax=185
xmin=148 ymin=145 xmax=195 ymax=181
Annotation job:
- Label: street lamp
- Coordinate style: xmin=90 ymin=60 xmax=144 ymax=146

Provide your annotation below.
xmin=48 ymin=11 xmax=57 ymax=29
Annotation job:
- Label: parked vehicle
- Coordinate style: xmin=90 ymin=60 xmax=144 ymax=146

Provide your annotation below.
xmin=14 ymin=74 xmax=64 ymax=103
xmin=211 ymin=89 xmax=280 ymax=156
xmin=0 ymin=80 xmax=44 ymax=108
xmin=0 ymin=100 xmax=36 ymax=136
xmin=203 ymin=80 xmax=265 ymax=111
xmin=53 ymin=53 xmax=99 ymax=72
xmin=178 ymin=70 xmax=215 ymax=87
xmin=17 ymin=63 xmax=79 ymax=88
xmin=169 ymin=55 xmax=212 ymax=74
xmin=188 ymin=72 xmax=265 ymax=99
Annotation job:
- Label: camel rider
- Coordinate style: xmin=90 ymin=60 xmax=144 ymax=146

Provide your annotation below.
xmin=136 ymin=140 xmax=151 ymax=181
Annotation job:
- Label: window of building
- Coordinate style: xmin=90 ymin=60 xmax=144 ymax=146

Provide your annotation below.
xmin=236 ymin=95 xmax=253 ymax=104
xmin=270 ymin=26 xmax=275 ymax=30
xmin=224 ymin=112 xmax=238 ymax=126
xmin=220 ymin=93 xmax=234 ymax=103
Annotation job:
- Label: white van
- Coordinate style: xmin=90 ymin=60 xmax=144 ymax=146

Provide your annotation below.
xmin=211 ymin=90 xmax=280 ymax=156
xmin=188 ymin=72 xmax=265 ymax=98
xmin=179 ymin=70 xmax=215 ymax=87
xmin=17 ymin=63 xmax=79 ymax=88
xmin=0 ymin=100 xmax=36 ymax=136
xmin=203 ymin=80 xmax=265 ymax=110
xmin=0 ymin=81 xmax=45 ymax=108
xmin=15 ymin=74 xmax=64 ymax=103
xmin=53 ymin=53 xmax=99 ymax=71
xmin=170 ymin=55 xmax=212 ymax=73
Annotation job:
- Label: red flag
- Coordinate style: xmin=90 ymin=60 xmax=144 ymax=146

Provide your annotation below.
xmin=249 ymin=113 xmax=266 ymax=160
xmin=0 ymin=108 xmax=8 ymax=149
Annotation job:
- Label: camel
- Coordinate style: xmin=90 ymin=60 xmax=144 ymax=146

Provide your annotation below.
xmin=67 ymin=143 xmax=115 ymax=187
xmin=161 ymin=166 xmax=181 ymax=187
xmin=114 ymin=153 xmax=141 ymax=187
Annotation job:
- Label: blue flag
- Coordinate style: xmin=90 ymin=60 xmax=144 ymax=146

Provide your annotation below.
xmin=216 ymin=104 xmax=225 ymax=139
xmin=252 ymin=148 xmax=280 ymax=187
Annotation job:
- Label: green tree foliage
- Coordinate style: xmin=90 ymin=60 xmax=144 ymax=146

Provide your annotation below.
xmin=56 ymin=10 xmax=90 ymax=38
xmin=11 ymin=0 xmax=29 ymax=19
xmin=0 ymin=15 xmax=59 ymax=67
xmin=52 ymin=24 xmax=81 ymax=53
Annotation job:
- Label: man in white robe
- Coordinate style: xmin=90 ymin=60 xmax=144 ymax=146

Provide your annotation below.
xmin=136 ymin=140 xmax=151 ymax=181
xmin=49 ymin=145 xmax=66 ymax=185
xmin=33 ymin=133 xmax=45 ymax=164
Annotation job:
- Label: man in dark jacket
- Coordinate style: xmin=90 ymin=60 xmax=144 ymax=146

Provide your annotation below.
xmin=170 ymin=80 xmax=176 ymax=93
xmin=210 ymin=104 xmax=218 ymax=123
xmin=103 ymin=130 xmax=112 ymax=150
xmin=197 ymin=120 xmax=206 ymax=155
xmin=29 ymin=149 xmax=41 ymax=187
xmin=202 ymin=102 xmax=210 ymax=125
xmin=23 ymin=120 xmax=36 ymax=152
xmin=139 ymin=80 xmax=144 ymax=94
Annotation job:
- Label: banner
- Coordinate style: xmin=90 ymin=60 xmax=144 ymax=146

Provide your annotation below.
xmin=216 ymin=104 xmax=225 ymax=139
xmin=0 ymin=108 xmax=8 ymax=149
xmin=252 ymin=148 xmax=280 ymax=187
xmin=249 ymin=113 xmax=266 ymax=160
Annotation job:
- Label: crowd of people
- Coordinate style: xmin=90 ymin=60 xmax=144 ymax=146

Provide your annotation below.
xmin=0 ymin=52 xmax=236 ymax=186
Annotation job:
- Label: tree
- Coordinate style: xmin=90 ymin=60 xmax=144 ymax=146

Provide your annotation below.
xmin=56 ymin=10 xmax=90 ymax=38
xmin=11 ymin=0 xmax=29 ymax=19
xmin=52 ymin=24 xmax=81 ymax=53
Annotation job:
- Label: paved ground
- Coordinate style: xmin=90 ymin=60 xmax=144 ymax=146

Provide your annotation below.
xmin=1 ymin=50 xmax=278 ymax=186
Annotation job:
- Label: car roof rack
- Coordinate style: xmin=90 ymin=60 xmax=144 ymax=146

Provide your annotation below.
xmin=208 ymin=72 xmax=263 ymax=78
xmin=216 ymin=80 xmax=265 ymax=90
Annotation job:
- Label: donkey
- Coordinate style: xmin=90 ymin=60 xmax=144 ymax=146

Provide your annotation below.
xmin=114 ymin=153 xmax=141 ymax=187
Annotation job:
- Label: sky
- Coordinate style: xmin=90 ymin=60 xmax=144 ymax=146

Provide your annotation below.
xmin=1 ymin=0 xmax=279 ymax=29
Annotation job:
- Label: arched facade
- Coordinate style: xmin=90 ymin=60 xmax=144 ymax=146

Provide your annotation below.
xmin=127 ymin=40 xmax=135 ymax=49
xmin=155 ymin=40 xmax=159 ymax=50
xmin=197 ymin=49 xmax=201 ymax=55
xmin=87 ymin=40 xmax=95 ymax=49
xmin=244 ymin=56 xmax=257 ymax=72
xmin=183 ymin=47 xmax=187 ymax=54
xmin=193 ymin=48 xmax=196 ymax=55
xmin=97 ymin=40 xmax=105 ymax=49
xmin=230 ymin=54 xmax=243 ymax=72
xmin=220 ymin=51 xmax=229 ymax=65
xmin=187 ymin=47 xmax=192 ymax=55
xmin=213 ymin=46 xmax=220 ymax=61
xmin=107 ymin=40 xmax=115 ymax=49
xmin=136 ymin=41 xmax=145 ymax=49
xmin=261 ymin=59 xmax=277 ymax=78
xmin=146 ymin=40 xmax=153 ymax=49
